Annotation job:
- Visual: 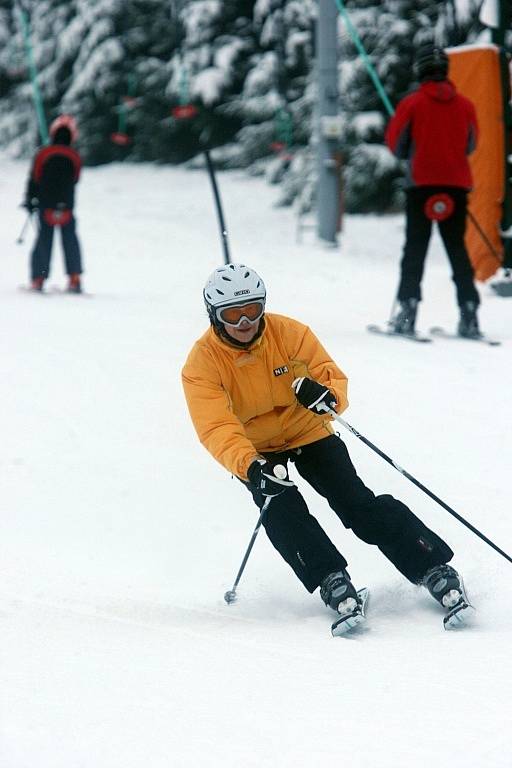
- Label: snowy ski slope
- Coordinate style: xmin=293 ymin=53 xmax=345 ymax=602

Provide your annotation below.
xmin=1 ymin=159 xmax=511 ymax=767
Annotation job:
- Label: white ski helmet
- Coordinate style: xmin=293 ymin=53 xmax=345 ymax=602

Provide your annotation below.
xmin=203 ymin=264 xmax=266 ymax=331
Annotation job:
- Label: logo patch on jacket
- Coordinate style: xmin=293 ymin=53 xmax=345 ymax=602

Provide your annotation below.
xmin=273 ymin=365 xmax=289 ymax=376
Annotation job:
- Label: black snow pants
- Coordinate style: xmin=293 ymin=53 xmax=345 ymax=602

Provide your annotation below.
xmin=397 ymin=186 xmax=480 ymax=307
xmin=31 ymin=211 xmax=82 ymax=280
xmin=245 ymin=434 xmax=453 ymax=593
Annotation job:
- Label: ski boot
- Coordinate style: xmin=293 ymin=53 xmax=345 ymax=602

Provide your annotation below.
xmin=30 ymin=277 xmax=45 ymax=292
xmin=67 ymin=273 xmax=82 ymax=294
xmin=457 ymin=301 xmax=481 ymax=339
xmin=422 ymin=564 xmax=473 ymax=629
xmin=320 ymin=570 xmax=369 ymax=636
xmin=390 ymin=298 xmax=418 ymax=335
xmin=320 ymin=570 xmax=359 ymax=613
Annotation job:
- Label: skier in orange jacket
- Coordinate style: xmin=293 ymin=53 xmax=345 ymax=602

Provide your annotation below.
xmin=182 ymin=264 xmax=465 ymax=628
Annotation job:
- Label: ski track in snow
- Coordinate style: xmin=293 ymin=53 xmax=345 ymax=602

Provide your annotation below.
xmin=1 ymin=158 xmax=511 ymax=768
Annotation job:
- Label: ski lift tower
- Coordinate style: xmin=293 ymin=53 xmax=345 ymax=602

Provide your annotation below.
xmin=316 ymin=0 xmax=342 ymax=245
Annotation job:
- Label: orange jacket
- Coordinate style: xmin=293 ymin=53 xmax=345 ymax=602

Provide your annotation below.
xmin=182 ymin=313 xmax=349 ymax=480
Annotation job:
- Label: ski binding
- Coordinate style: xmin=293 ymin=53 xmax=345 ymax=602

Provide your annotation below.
xmin=443 ymin=597 xmax=475 ymax=630
xmin=367 ymin=323 xmax=432 ymax=343
xmin=331 ymin=587 xmax=369 ymax=637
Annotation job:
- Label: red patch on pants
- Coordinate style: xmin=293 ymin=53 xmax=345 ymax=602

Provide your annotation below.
xmin=423 ymin=193 xmax=455 ymax=221
xmin=43 ymin=208 xmax=72 ymax=227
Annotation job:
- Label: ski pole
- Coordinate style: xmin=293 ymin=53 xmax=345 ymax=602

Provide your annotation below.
xmin=16 ymin=212 xmax=32 ymax=244
xmin=223 ymin=495 xmax=271 ymax=604
xmin=467 ymin=209 xmax=503 ymax=262
xmin=224 ymin=465 xmax=290 ymax=604
xmin=204 ymin=149 xmax=231 ymax=265
xmin=319 ymin=404 xmax=512 ymax=566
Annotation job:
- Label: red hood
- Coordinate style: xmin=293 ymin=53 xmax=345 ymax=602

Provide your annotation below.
xmin=420 ymin=79 xmax=456 ymax=102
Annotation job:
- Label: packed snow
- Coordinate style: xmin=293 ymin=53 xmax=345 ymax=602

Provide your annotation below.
xmin=1 ymin=158 xmax=511 ymax=767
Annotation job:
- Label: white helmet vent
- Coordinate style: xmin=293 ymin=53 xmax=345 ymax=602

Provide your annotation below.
xmin=203 ymin=263 xmax=266 ymax=312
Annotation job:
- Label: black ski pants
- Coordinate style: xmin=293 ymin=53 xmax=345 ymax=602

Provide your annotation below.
xmin=31 ymin=212 xmax=82 ymax=280
xmin=397 ymin=186 xmax=479 ymax=307
xmin=245 ymin=435 xmax=453 ymax=593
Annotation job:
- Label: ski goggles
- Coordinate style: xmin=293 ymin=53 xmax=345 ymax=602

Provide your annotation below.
xmin=216 ymin=300 xmax=265 ymax=327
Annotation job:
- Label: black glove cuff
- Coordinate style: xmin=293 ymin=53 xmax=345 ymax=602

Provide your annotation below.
xmin=247 ymin=459 xmax=262 ymax=486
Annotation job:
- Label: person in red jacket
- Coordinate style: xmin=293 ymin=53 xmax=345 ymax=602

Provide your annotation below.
xmin=23 ymin=114 xmax=84 ymax=293
xmin=385 ymin=44 xmax=481 ymax=338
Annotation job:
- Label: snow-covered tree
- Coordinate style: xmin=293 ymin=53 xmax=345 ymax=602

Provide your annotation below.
xmin=0 ymin=0 xmax=487 ymax=211
xmin=164 ymin=0 xmax=258 ymax=160
xmin=219 ymin=0 xmax=315 ymax=167
xmin=0 ymin=0 xmax=179 ymax=163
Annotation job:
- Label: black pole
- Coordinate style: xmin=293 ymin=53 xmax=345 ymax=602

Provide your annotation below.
xmin=467 ymin=209 xmax=503 ymax=262
xmin=16 ymin=212 xmax=32 ymax=244
xmin=223 ymin=496 xmax=271 ymax=604
xmin=204 ymin=149 xmax=231 ymax=265
xmin=323 ymin=407 xmax=512 ymax=566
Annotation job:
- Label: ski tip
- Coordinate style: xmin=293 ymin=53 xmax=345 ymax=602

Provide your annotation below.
xmin=490 ymin=282 xmax=512 ymax=298
xmin=331 ymin=587 xmax=370 ymax=637
xmin=331 ymin=611 xmax=366 ymax=637
xmin=443 ymin=602 xmax=475 ymax=630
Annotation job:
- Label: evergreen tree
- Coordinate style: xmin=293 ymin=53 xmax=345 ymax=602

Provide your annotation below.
xmin=60 ymin=0 xmax=179 ymax=164
xmin=220 ymin=0 xmax=315 ymax=167
xmin=0 ymin=0 xmax=487 ymax=212
xmin=0 ymin=0 xmax=179 ymax=163
xmin=165 ymin=0 xmax=257 ymax=160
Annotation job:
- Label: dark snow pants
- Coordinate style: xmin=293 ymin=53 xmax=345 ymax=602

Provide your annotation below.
xmin=245 ymin=435 xmax=453 ymax=593
xmin=31 ymin=212 xmax=82 ymax=280
xmin=397 ymin=186 xmax=480 ymax=307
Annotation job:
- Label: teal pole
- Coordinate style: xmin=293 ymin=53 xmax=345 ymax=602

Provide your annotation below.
xmin=17 ymin=5 xmax=49 ymax=145
xmin=333 ymin=0 xmax=395 ymax=117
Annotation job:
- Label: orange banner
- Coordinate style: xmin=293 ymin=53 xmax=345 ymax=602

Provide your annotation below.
xmin=448 ymin=45 xmax=504 ymax=281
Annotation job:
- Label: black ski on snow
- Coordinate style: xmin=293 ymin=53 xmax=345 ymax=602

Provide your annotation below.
xmin=18 ymin=285 xmax=92 ymax=298
xmin=367 ymin=324 xmax=432 ymax=343
xmin=429 ymin=326 xmax=501 ymax=347
xmin=490 ymin=281 xmax=512 ymax=298
xmin=49 ymin=286 xmax=93 ymax=298
xmin=18 ymin=285 xmax=49 ymax=295
xmin=331 ymin=587 xmax=370 ymax=637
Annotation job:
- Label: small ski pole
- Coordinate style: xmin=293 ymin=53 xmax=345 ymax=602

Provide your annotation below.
xmin=224 ymin=465 xmax=290 ymax=604
xmin=467 ymin=210 xmax=503 ymax=263
xmin=223 ymin=495 xmax=271 ymax=605
xmin=16 ymin=212 xmax=32 ymax=244
xmin=204 ymin=149 xmax=231 ymax=265
xmin=319 ymin=404 xmax=512 ymax=566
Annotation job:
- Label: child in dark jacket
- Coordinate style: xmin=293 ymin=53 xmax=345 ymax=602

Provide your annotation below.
xmin=24 ymin=114 xmax=84 ymax=293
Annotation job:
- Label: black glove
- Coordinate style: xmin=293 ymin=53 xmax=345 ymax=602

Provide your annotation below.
xmin=247 ymin=459 xmax=294 ymax=498
xmin=292 ymin=377 xmax=337 ymax=415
